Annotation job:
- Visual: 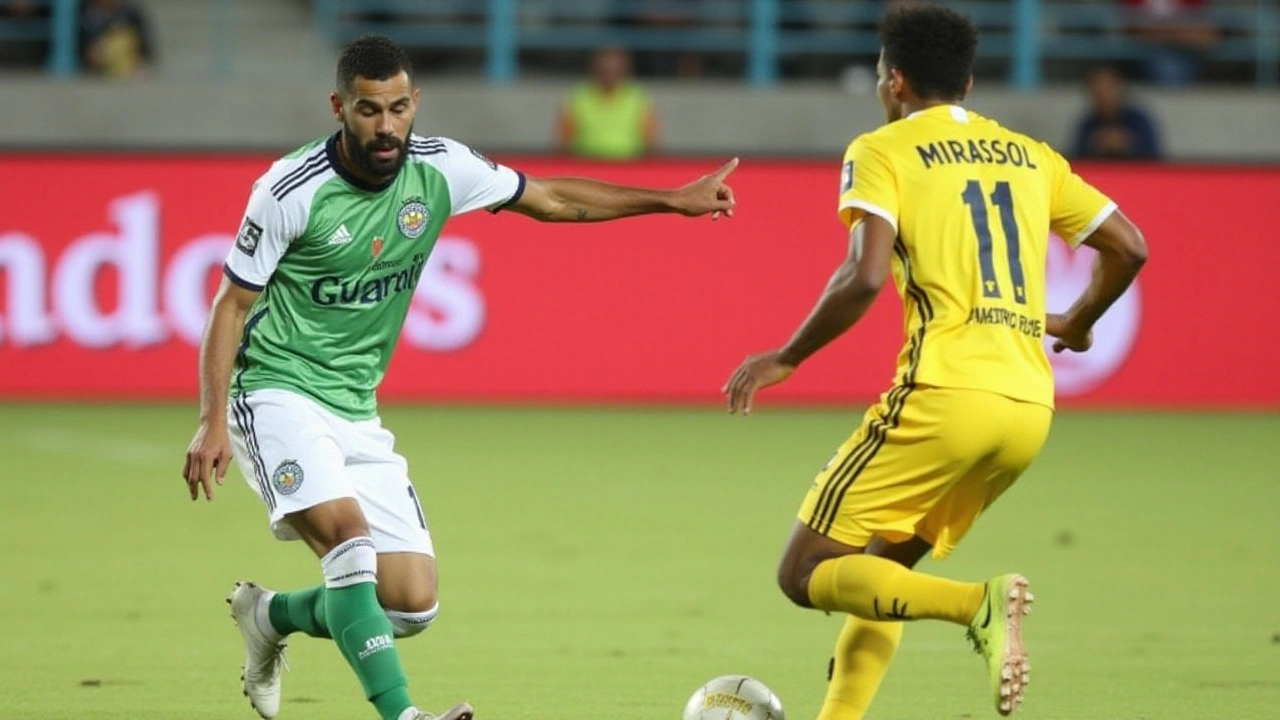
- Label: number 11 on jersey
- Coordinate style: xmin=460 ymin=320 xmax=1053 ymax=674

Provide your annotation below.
xmin=962 ymin=180 xmax=1027 ymax=304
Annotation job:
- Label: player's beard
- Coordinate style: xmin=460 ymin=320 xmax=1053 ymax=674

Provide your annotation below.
xmin=344 ymin=123 xmax=411 ymax=181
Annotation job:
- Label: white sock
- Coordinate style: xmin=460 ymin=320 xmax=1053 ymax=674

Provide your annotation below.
xmin=320 ymin=537 xmax=378 ymax=588
xmin=255 ymin=589 xmax=283 ymax=641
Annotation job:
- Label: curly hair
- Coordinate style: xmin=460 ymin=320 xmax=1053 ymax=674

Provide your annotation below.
xmin=880 ymin=4 xmax=978 ymax=102
xmin=336 ymin=35 xmax=414 ymax=94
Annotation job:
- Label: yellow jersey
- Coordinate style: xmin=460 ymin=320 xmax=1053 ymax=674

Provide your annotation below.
xmin=838 ymin=105 xmax=1116 ymax=409
xmin=565 ymin=82 xmax=652 ymax=160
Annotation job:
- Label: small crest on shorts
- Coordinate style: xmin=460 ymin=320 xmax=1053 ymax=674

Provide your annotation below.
xmin=272 ymin=459 xmax=304 ymax=496
xmin=397 ymin=196 xmax=429 ymax=239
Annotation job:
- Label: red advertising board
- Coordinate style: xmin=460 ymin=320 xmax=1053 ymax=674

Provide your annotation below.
xmin=0 ymin=154 xmax=1276 ymax=408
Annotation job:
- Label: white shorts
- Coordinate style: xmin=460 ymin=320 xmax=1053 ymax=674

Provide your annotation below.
xmin=227 ymin=388 xmax=435 ymax=556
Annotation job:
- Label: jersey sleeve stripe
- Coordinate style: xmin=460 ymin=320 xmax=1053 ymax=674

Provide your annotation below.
xmin=840 ymin=199 xmax=898 ymax=234
xmin=274 ymin=163 xmax=333 ymax=201
xmin=270 ymin=150 xmax=328 ymax=197
xmin=1067 ymin=201 xmax=1118 ymax=248
xmin=489 ymin=171 xmax=526 ymax=213
xmin=223 ymin=263 xmax=266 ymax=292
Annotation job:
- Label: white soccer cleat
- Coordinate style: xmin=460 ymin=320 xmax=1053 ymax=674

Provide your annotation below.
xmin=227 ymin=581 xmax=288 ymax=719
xmin=404 ymin=702 xmax=475 ymax=720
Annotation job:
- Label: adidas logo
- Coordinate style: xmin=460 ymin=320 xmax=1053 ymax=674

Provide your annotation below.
xmin=328 ymin=224 xmax=354 ymax=245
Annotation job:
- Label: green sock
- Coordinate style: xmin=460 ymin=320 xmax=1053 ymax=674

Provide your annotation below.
xmin=327 ymin=581 xmax=413 ymax=720
xmin=268 ymin=585 xmax=331 ymax=639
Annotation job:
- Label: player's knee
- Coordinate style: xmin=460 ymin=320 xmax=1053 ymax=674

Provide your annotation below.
xmin=385 ymin=603 xmax=439 ymax=639
xmin=776 ymin=563 xmax=813 ymax=608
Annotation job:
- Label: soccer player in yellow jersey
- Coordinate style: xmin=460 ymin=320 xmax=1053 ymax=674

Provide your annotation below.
xmin=723 ymin=5 xmax=1147 ymax=718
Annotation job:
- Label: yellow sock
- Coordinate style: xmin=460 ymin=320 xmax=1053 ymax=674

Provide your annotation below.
xmin=816 ymin=616 xmax=903 ymax=720
xmin=807 ymin=554 xmax=985 ymax=625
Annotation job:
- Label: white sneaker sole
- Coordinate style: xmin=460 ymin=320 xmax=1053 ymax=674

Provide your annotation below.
xmin=436 ymin=702 xmax=475 ymax=720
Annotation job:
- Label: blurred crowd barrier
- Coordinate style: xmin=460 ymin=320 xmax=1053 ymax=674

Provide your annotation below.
xmin=0 ymin=154 xmax=1275 ymax=409
xmin=3 ymin=1 xmax=1280 ymax=158
xmin=317 ymin=0 xmax=1280 ymax=88
xmin=5 ymin=1 xmax=1277 ymax=87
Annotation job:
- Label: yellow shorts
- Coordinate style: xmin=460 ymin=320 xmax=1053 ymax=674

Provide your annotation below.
xmin=797 ymin=385 xmax=1052 ymax=560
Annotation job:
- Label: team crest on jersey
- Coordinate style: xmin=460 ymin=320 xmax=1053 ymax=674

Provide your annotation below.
xmin=272 ymin=459 xmax=304 ymax=496
xmin=397 ymin=197 xmax=429 ymax=239
xmin=841 ymin=161 xmax=855 ymax=193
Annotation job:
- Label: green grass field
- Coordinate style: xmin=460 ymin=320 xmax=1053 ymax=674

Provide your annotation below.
xmin=1 ymin=404 xmax=1277 ymax=720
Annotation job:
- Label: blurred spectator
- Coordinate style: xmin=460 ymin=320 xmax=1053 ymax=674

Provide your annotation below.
xmin=2 ymin=0 xmax=40 ymax=17
xmin=0 ymin=0 xmax=51 ymax=67
xmin=557 ymin=47 xmax=659 ymax=160
xmin=79 ymin=0 xmax=154 ymax=78
xmin=612 ymin=0 xmax=705 ymax=78
xmin=1071 ymin=65 xmax=1162 ymax=161
xmin=1120 ymin=0 xmax=1219 ymax=86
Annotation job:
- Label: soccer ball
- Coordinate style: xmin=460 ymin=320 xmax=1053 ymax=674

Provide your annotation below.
xmin=682 ymin=675 xmax=784 ymax=720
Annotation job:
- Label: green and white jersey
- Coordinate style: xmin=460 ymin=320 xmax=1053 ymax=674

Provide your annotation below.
xmin=224 ymin=132 xmax=524 ymax=420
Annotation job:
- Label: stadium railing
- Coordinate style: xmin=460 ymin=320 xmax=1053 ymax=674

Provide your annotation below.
xmin=3 ymin=0 xmax=238 ymax=77
xmin=312 ymin=0 xmax=1280 ymax=88
xmin=0 ymin=0 xmax=75 ymax=75
xmin=6 ymin=0 xmax=1275 ymax=87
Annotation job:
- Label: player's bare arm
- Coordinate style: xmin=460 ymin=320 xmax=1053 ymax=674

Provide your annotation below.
xmin=183 ymin=277 xmax=260 ymax=501
xmin=1046 ymin=210 xmax=1147 ymax=353
xmin=723 ymin=214 xmax=895 ymax=415
xmin=508 ymin=157 xmax=738 ymax=222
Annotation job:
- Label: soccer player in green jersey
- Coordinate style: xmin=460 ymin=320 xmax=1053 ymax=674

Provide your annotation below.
xmin=181 ymin=35 xmax=738 ymax=720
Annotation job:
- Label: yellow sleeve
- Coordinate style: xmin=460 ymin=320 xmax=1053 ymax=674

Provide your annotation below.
xmin=1045 ymin=143 xmax=1117 ymax=247
xmin=837 ymin=135 xmax=898 ymax=233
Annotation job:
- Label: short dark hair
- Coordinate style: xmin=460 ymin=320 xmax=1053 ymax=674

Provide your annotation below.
xmin=337 ymin=35 xmax=413 ymax=93
xmin=880 ymin=4 xmax=978 ymax=102
xmin=1087 ymin=63 xmax=1126 ymax=81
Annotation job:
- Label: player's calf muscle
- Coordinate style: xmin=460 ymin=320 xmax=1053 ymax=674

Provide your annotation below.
xmin=379 ymin=588 xmax=438 ymax=614
xmin=376 ymin=555 xmax=438 ymax=613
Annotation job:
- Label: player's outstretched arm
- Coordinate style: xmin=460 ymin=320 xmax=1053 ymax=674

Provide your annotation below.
xmin=507 ymin=158 xmax=738 ymax=222
xmin=183 ymin=278 xmax=260 ymax=502
xmin=1046 ymin=210 xmax=1147 ymax=353
xmin=722 ymin=215 xmax=895 ymax=415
